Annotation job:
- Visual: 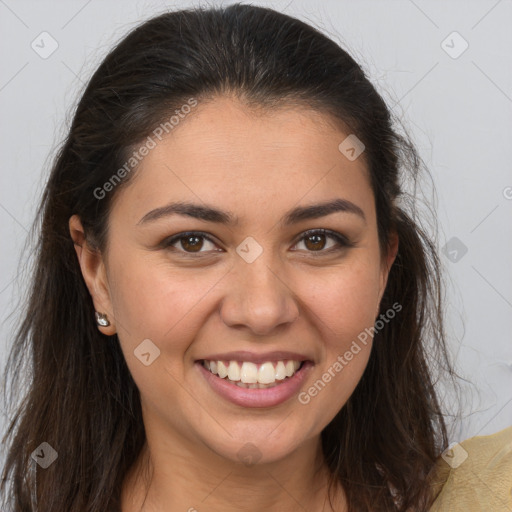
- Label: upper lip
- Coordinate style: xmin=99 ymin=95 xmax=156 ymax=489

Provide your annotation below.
xmin=197 ymin=350 xmax=312 ymax=365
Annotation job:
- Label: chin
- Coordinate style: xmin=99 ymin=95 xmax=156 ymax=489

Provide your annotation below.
xmin=204 ymin=430 xmax=307 ymax=467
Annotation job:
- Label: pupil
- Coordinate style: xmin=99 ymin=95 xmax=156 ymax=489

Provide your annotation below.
xmin=306 ymin=234 xmax=325 ymax=251
xmin=183 ymin=236 xmax=202 ymax=252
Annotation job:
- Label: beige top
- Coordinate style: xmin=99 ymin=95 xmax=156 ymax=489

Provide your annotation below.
xmin=429 ymin=425 xmax=512 ymax=511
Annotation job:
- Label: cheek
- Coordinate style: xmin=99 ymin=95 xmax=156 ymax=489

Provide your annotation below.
xmin=106 ymin=254 xmax=220 ymax=409
xmin=296 ymin=265 xmax=377 ymax=423
xmin=107 ymin=251 xmax=224 ymax=349
xmin=300 ymin=258 xmax=382 ymax=339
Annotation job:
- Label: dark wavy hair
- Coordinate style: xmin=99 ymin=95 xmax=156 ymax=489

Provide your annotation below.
xmin=1 ymin=3 xmax=456 ymax=511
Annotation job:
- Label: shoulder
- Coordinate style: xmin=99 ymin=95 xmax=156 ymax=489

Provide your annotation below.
xmin=429 ymin=425 xmax=512 ymax=511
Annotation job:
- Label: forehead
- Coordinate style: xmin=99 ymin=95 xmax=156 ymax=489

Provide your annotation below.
xmin=153 ymin=96 xmax=364 ymax=171
xmin=112 ymin=96 xmax=374 ymax=226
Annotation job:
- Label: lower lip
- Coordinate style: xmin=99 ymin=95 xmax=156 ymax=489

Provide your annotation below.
xmin=196 ymin=361 xmax=313 ymax=408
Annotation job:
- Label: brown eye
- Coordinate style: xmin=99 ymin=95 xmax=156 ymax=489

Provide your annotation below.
xmin=180 ymin=235 xmax=204 ymax=252
xmin=293 ymin=229 xmax=352 ymax=254
xmin=163 ymin=232 xmax=220 ymax=254
xmin=304 ymin=233 xmax=327 ymax=251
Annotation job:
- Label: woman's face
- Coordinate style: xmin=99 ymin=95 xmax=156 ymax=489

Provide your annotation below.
xmin=74 ymin=96 xmax=397 ymax=466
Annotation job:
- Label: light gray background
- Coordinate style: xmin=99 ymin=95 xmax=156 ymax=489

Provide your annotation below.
xmin=1 ymin=0 xmax=511 ymax=452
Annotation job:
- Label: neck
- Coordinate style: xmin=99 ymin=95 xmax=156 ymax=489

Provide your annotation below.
xmin=121 ymin=434 xmax=345 ymax=512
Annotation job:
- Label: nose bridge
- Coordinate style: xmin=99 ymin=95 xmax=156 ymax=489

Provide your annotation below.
xmin=220 ymin=241 xmax=299 ymax=335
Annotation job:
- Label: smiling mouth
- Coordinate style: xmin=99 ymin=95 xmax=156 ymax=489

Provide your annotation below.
xmin=200 ymin=359 xmax=306 ymax=389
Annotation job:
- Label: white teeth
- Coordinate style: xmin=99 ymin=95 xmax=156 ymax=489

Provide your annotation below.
xmin=240 ymin=362 xmax=258 ymax=384
xmin=285 ymin=360 xmax=295 ymax=377
xmin=258 ymin=362 xmax=276 ymax=384
xmin=275 ymin=361 xmax=286 ymax=380
xmin=236 ymin=381 xmax=279 ymax=389
xmin=227 ymin=361 xmax=241 ymax=381
xmin=202 ymin=359 xmax=304 ymax=385
xmin=217 ymin=361 xmax=228 ymax=379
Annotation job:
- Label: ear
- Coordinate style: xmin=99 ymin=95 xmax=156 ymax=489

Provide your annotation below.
xmin=69 ymin=215 xmax=116 ymax=335
xmin=376 ymin=230 xmax=399 ymax=315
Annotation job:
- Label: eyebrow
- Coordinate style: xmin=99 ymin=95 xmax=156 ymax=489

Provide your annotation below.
xmin=137 ymin=198 xmax=366 ymax=226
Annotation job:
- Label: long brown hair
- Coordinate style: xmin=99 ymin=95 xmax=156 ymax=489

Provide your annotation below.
xmin=1 ymin=4 xmax=456 ymax=511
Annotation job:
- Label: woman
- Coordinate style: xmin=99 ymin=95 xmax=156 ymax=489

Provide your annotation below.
xmin=1 ymin=3 xmax=511 ymax=511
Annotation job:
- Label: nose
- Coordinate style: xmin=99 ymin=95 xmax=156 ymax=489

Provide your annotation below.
xmin=220 ymin=254 xmax=300 ymax=336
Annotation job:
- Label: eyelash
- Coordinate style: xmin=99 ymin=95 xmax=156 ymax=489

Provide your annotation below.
xmin=161 ymin=229 xmax=353 ymax=256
